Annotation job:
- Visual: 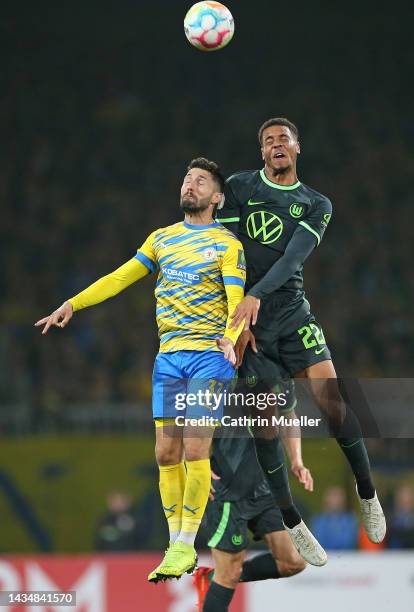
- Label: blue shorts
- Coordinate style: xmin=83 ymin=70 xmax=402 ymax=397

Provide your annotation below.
xmin=152 ymin=350 xmax=235 ymax=420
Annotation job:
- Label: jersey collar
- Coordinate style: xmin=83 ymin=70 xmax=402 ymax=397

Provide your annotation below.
xmin=183 ymin=221 xmax=218 ymax=230
xmin=260 ymin=168 xmax=301 ymax=190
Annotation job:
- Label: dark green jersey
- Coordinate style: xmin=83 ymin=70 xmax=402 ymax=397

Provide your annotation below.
xmin=211 ymin=432 xmax=270 ymax=502
xmin=217 ymin=169 xmax=332 ymax=295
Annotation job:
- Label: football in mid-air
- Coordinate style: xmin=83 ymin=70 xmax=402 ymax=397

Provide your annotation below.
xmin=184 ymin=2 xmax=234 ymax=52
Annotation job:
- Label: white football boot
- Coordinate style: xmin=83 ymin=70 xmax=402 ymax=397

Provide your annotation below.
xmin=357 ymin=487 xmax=386 ymax=543
xmin=284 ymin=520 xmax=328 ymax=566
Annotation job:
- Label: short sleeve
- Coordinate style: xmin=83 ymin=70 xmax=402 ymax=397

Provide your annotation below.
xmin=134 ymin=231 xmax=158 ymax=273
xmin=216 ymin=177 xmax=242 ymax=233
xmin=219 ymin=239 xmax=246 ymax=288
xmin=299 ymin=197 xmax=332 ymax=246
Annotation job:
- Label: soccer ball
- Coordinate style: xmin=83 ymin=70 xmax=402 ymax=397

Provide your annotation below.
xmin=184 ymin=2 xmax=235 ymax=52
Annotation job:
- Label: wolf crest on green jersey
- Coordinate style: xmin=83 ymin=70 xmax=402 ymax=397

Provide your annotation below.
xmin=289 ymin=203 xmax=304 ymax=218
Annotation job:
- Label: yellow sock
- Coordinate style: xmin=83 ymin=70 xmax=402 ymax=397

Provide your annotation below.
xmin=158 ymin=462 xmax=186 ymax=543
xmin=178 ymin=458 xmax=211 ymax=546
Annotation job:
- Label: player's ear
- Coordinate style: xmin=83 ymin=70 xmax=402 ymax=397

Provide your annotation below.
xmin=211 ymin=192 xmax=223 ymax=206
xmin=296 ymin=140 xmax=301 ymax=155
xmin=261 ymin=147 xmax=265 ymax=161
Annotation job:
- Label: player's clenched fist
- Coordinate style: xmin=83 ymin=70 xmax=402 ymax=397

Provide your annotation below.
xmin=34 ymin=301 xmax=73 ymax=335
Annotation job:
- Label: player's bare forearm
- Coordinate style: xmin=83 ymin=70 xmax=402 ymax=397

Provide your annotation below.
xmin=281 ymin=411 xmax=314 ymax=492
xmin=282 ymin=432 xmax=302 ymax=466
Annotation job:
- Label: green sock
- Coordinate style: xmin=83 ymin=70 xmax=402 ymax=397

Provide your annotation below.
xmin=240 ymin=552 xmax=280 ymax=582
xmin=338 ymin=438 xmax=375 ymax=499
xmin=253 ymin=437 xmax=301 ymax=527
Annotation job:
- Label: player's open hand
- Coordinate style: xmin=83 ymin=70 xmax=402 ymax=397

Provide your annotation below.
xmin=235 ymin=329 xmax=258 ymax=368
xmin=217 ymin=337 xmax=236 ymax=366
xmin=291 ymin=461 xmax=314 ymax=492
xmin=229 ymin=295 xmax=260 ymax=330
xmin=209 ymin=470 xmax=221 ymax=501
xmin=34 ymin=301 xmax=73 ymax=335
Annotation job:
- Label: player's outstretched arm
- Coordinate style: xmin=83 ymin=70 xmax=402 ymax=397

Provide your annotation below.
xmin=34 ymin=257 xmax=150 ymax=335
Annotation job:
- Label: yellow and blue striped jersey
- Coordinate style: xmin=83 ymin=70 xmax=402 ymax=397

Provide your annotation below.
xmin=135 ymin=221 xmax=246 ymax=352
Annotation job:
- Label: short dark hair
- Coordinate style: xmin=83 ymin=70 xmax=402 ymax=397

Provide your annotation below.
xmin=258 ymin=117 xmax=299 ymax=145
xmin=187 ymin=157 xmax=225 ymax=192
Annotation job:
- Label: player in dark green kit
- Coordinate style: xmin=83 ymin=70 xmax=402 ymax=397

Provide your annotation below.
xmin=217 ymin=117 xmax=386 ymax=561
xmin=194 ymin=393 xmax=312 ymax=612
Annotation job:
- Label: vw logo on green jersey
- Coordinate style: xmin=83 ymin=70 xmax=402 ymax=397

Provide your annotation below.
xmin=246 ymin=211 xmax=283 ymax=244
xmin=289 ymin=203 xmax=304 ymax=218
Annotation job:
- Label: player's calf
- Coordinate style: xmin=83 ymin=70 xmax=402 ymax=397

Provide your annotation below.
xmin=212 ymin=551 xmax=244 ymax=589
xmin=278 ymin=555 xmax=306 ymax=577
xmin=203 ymin=551 xmax=243 ymax=610
xmin=263 ymin=532 xmax=306 ymax=577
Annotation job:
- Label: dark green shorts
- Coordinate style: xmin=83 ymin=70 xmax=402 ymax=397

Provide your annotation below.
xmin=206 ymin=495 xmax=284 ymax=553
xmin=239 ymin=296 xmax=331 ymax=381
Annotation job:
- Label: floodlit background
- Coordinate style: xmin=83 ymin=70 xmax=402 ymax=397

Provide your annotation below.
xmin=1 ymin=1 xmax=413 ymax=610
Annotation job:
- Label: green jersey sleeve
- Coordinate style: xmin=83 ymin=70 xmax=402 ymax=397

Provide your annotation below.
xmin=298 ymin=196 xmax=332 ymax=246
xmin=216 ymin=177 xmax=242 ymax=233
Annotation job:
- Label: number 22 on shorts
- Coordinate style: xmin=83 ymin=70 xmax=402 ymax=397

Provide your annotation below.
xmin=298 ymin=323 xmax=326 ymax=354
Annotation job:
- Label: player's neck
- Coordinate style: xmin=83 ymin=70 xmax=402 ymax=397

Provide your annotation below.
xmin=184 ymin=212 xmax=215 ymax=226
xmin=264 ymin=165 xmax=298 ymax=186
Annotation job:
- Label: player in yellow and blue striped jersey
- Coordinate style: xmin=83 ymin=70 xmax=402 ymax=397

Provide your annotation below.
xmin=35 ymin=158 xmax=246 ymax=583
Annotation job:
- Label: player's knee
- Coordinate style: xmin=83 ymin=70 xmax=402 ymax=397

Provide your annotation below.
xmin=215 ymin=561 xmax=243 ymax=587
xmin=183 ymin=447 xmax=203 ymax=462
xmin=155 ymin=442 xmax=181 ymax=466
xmin=182 ymin=438 xmax=210 ymax=462
xmin=317 ymin=389 xmax=344 ymax=423
xmin=230 ymin=563 xmax=243 ymax=585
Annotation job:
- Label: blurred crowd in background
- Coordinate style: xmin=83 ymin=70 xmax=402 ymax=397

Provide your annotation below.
xmin=95 ymin=484 xmax=414 ymax=553
xmin=1 ymin=3 xmax=413 ymax=415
